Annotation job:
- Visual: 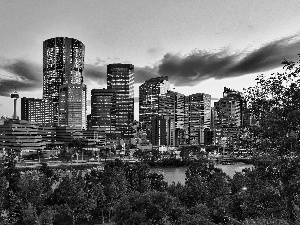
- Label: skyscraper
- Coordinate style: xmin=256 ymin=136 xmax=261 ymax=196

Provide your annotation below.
xmin=107 ymin=64 xmax=134 ymax=138
xmin=58 ymin=84 xmax=87 ymax=130
xmin=158 ymin=91 xmax=186 ymax=146
xmin=139 ymin=76 xmax=170 ymax=140
xmin=185 ymin=93 xmax=211 ymax=145
xmin=90 ymin=88 xmax=116 ymax=134
xmin=213 ymin=87 xmax=243 ymax=146
xmin=43 ymin=37 xmax=85 ymax=125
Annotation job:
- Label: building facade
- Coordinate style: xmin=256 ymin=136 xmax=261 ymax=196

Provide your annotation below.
xmin=58 ymin=84 xmax=87 ymax=130
xmin=43 ymin=37 xmax=85 ymax=125
xmin=139 ymin=76 xmax=170 ymax=140
xmin=151 ymin=116 xmax=167 ymax=146
xmin=0 ymin=120 xmax=45 ymax=153
xmin=21 ymin=97 xmax=53 ymax=125
xmin=213 ymin=87 xmax=243 ymax=147
xmin=185 ymin=93 xmax=211 ymax=145
xmin=158 ymin=91 xmax=186 ymax=146
xmin=107 ymin=64 xmax=134 ymax=138
xmin=90 ymin=88 xmax=116 ymax=134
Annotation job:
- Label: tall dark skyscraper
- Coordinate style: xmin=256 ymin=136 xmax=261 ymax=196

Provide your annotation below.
xmin=107 ymin=64 xmax=134 ymax=138
xmin=90 ymin=88 xmax=116 ymax=134
xmin=139 ymin=76 xmax=170 ymax=140
xmin=43 ymin=37 xmax=85 ymax=125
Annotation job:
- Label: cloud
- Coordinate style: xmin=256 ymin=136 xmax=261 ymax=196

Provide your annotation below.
xmin=147 ymin=47 xmax=163 ymax=55
xmin=157 ymin=51 xmax=237 ymax=86
xmin=1 ymin=34 xmax=300 ymax=97
xmin=134 ymin=66 xmax=159 ymax=83
xmin=227 ymin=35 xmax=300 ymax=75
xmin=0 ymin=58 xmax=42 ymax=96
xmin=157 ymin=34 xmax=300 ymax=86
xmin=84 ymin=63 xmax=107 ymax=86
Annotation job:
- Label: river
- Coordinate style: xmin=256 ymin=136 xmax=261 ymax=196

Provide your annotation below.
xmin=150 ymin=163 xmax=253 ymax=184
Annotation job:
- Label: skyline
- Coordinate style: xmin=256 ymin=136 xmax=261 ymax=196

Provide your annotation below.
xmin=1 ymin=1 xmax=300 ymax=120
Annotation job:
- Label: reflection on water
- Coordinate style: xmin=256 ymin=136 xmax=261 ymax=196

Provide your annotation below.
xmin=150 ymin=164 xmax=253 ymax=184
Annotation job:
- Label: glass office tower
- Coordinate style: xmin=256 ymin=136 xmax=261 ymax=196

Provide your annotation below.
xmin=139 ymin=76 xmax=170 ymax=140
xmin=43 ymin=37 xmax=85 ymax=126
xmin=107 ymin=64 xmax=134 ymax=138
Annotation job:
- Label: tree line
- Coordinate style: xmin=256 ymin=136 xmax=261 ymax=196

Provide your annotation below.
xmin=2 ymin=152 xmax=300 ymax=224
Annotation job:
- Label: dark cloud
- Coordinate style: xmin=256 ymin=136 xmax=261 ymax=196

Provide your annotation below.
xmin=228 ymin=35 xmax=300 ymax=75
xmin=84 ymin=63 xmax=107 ymax=86
xmin=157 ymin=51 xmax=237 ymax=86
xmin=157 ymin=35 xmax=300 ymax=86
xmin=0 ymin=58 xmax=42 ymax=96
xmin=135 ymin=66 xmax=159 ymax=83
xmin=84 ymin=63 xmax=159 ymax=85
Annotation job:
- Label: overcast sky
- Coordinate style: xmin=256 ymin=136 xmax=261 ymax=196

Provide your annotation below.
xmin=1 ymin=0 xmax=300 ymax=120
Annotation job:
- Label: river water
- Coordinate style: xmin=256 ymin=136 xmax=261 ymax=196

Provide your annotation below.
xmin=150 ymin=163 xmax=253 ymax=184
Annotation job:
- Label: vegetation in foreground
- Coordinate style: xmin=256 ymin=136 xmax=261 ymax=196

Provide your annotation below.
xmin=2 ymin=154 xmax=300 ymax=225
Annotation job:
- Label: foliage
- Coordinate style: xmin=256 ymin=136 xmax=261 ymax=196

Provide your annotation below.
xmin=242 ymin=218 xmax=289 ymax=225
xmin=179 ymin=146 xmax=202 ymax=161
xmin=243 ymin=56 xmax=300 ymax=157
xmin=52 ymin=171 xmax=97 ymax=225
xmin=17 ymin=171 xmax=54 ymax=222
xmin=113 ymin=191 xmax=185 ymax=225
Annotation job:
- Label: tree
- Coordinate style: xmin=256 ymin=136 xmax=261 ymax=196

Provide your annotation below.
xmin=1 ymin=149 xmax=20 ymax=192
xmin=84 ymin=169 xmax=106 ymax=223
xmin=122 ymin=162 xmax=151 ymax=192
xmin=243 ymin=56 xmax=300 ymax=157
xmin=113 ymin=191 xmax=185 ymax=225
xmin=17 ymin=171 xmax=55 ymax=224
xmin=0 ymin=175 xmax=8 ymax=223
xmin=100 ymin=160 xmax=129 ymax=222
xmin=52 ymin=171 xmax=97 ymax=225
xmin=240 ymin=56 xmax=300 ymax=222
xmin=148 ymin=172 xmax=168 ymax=192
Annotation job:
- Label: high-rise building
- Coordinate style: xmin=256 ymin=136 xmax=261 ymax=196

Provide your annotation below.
xmin=90 ymin=88 xmax=116 ymax=134
xmin=43 ymin=37 xmax=85 ymax=125
xmin=186 ymin=93 xmax=211 ymax=145
xmin=213 ymin=87 xmax=243 ymax=146
xmin=139 ymin=76 xmax=170 ymax=140
xmin=158 ymin=91 xmax=186 ymax=146
xmin=107 ymin=64 xmax=134 ymax=138
xmin=58 ymin=84 xmax=87 ymax=130
xmin=21 ymin=97 xmax=53 ymax=125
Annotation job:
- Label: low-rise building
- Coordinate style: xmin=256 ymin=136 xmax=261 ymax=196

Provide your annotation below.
xmin=0 ymin=120 xmax=45 ymax=155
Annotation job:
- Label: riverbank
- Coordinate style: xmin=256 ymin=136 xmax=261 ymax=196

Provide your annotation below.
xmin=14 ymin=156 xmax=254 ymax=172
xmin=15 ymin=161 xmax=105 ymax=172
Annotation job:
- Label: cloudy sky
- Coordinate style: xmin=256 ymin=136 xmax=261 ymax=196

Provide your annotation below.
xmin=1 ymin=0 xmax=300 ymax=120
